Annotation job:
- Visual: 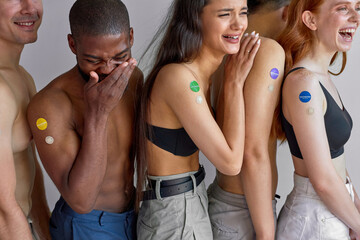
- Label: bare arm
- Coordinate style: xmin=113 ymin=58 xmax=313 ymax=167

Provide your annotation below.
xmin=213 ymin=34 xmax=261 ymax=175
xmin=27 ymin=60 xmax=137 ymax=214
xmin=346 ymin=170 xmax=360 ymax=240
xmin=0 ymin=82 xmax=33 ymax=240
xmin=29 ymin=143 xmax=50 ymax=240
xmin=283 ymin=71 xmax=360 ymax=236
xmin=157 ymin=34 xmax=260 ymax=175
xmin=240 ymin=39 xmax=284 ymax=240
xmin=23 ymin=67 xmax=51 ymax=239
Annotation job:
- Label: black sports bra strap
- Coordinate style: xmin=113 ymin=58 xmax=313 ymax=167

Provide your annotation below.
xmin=285 ymin=67 xmax=305 ymax=78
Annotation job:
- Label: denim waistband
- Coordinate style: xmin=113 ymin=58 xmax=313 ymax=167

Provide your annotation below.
xmin=58 ymin=197 xmax=135 ymax=223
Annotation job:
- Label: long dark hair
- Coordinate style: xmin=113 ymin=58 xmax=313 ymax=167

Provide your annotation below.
xmin=135 ymin=0 xmax=211 ymax=210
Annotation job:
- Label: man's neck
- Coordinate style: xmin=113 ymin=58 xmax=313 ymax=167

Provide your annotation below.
xmin=247 ymin=15 xmax=271 ymax=38
xmin=0 ymin=39 xmax=24 ymax=68
xmin=247 ymin=8 xmax=285 ymax=40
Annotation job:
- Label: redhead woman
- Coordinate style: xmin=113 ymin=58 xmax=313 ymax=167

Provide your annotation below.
xmin=135 ymin=0 xmax=260 ymax=239
xmin=276 ymin=0 xmax=360 ymax=239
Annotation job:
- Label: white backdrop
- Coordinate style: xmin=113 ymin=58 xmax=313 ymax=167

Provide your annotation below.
xmin=21 ymin=1 xmax=360 ymax=213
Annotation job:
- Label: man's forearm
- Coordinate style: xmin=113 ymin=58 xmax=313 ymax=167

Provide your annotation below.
xmin=30 ymin=155 xmax=50 ymax=240
xmin=0 ymin=205 xmax=33 ymax=240
xmin=63 ymin=111 xmax=109 ymax=212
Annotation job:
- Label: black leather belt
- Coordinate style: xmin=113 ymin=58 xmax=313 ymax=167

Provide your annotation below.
xmin=142 ymin=166 xmax=205 ymax=201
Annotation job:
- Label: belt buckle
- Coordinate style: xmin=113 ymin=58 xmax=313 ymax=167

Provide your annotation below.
xmin=155 ymin=179 xmax=163 ymax=200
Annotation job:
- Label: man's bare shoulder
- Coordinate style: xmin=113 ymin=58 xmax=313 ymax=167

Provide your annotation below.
xmin=246 ymin=37 xmax=285 ymax=84
xmin=242 ymin=37 xmax=286 ymax=96
xmin=255 ymin=37 xmax=285 ymax=63
xmin=28 ymin=70 xmax=77 ymax=117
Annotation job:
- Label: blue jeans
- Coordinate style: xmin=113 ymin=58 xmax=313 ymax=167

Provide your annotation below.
xmin=50 ymin=197 xmax=136 ymax=240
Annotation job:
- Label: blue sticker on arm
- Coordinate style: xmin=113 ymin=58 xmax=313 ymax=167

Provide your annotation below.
xmin=270 ymin=68 xmax=279 ymax=80
xmin=299 ymin=91 xmax=311 ymax=103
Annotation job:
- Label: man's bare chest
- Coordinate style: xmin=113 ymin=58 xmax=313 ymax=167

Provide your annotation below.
xmin=2 ymin=72 xmax=33 ymax=153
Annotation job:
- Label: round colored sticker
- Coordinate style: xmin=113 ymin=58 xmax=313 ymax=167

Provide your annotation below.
xmin=45 ymin=136 xmax=54 ymax=145
xmin=299 ymin=91 xmax=311 ymax=103
xmin=190 ymin=81 xmax=200 ymax=92
xmin=36 ymin=118 xmax=48 ymax=130
xmin=307 ymin=107 xmax=314 ymax=115
xmin=268 ymin=85 xmax=274 ymax=92
xmin=270 ymin=68 xmax=279 ymax=80
xmin=196 ymin=96 xmax=203 ymax=104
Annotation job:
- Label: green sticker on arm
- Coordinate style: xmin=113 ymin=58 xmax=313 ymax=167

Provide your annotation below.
xmin=190 ymin=81 xmax=200 ymax=92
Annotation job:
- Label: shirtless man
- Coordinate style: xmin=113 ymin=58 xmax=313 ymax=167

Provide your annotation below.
xmin=27 ymin=0 xmax=142 ymax=239
xmin=0 ymin=0 xmax=50 ymax=239
xmin=208 ymin=1 xmax=290 ymax=239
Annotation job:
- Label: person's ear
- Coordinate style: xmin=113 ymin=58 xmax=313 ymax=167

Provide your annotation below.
xmin=281 ymin=5 xmax=289 ymax=22
xmin=129 ymin=28 xmax=134 ymax=47
xmin=67 ymin=34 xmax=77 ymax=55
xmin=302 ymin=10 xmax=317 ymax=31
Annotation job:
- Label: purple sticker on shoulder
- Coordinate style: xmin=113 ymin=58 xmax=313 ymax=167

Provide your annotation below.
xmin=270 ymin=68 xmax=279 ymax=80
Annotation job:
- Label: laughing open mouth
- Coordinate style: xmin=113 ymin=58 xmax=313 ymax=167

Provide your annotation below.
xmin=339 ymin=28 xmax=356 ymax=40
xmin=223 ymin=35 xmax=239 ymax=40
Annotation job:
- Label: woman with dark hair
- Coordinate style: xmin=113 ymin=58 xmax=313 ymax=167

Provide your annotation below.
xmin=276 ymin=0 xmax=360 ymax=239
xmin=136 ymin=0 xmax=260 ymax=239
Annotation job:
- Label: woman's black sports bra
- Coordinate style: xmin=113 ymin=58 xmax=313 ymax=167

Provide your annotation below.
xmin=146 ymin=124 xmax=198 ymax=156
xmin=281 ymin=67 xmax=353 ymax=159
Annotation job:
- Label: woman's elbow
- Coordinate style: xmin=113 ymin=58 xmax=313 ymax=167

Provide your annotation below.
xmin=311 ymin=177 xmax=333 ymax=196
xmin=218 ymin=159 xmax=242 ymax=176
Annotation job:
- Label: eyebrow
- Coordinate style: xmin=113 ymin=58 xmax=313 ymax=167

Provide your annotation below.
xmin=83 ymin=48 xmax=130 ymax=59
xmin=332 ymin=1 xmax=359 ymax=6
xmin=217 ymin=7 xmax=248 ymax=12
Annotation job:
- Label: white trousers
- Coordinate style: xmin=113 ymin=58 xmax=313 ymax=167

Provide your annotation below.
xmin=276 ymin=173 xmax=354 ymax=240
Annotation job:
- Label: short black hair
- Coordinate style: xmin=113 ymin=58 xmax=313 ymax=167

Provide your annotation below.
xmin=69 ymin=0 xmax=130 ymax=39
xmin=247 ymin=0 xmax=290 ymax=14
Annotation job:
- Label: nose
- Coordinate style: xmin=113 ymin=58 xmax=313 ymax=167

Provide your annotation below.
xmin=98 ymin=61 xmax=117 ymax=75
xmin=349 ymin=7 xmax=360 ymax=24
xmin=231 ymin=16 xmax=246 ymax=31
xmin=20 ymin=0 xmax=37 ymax=15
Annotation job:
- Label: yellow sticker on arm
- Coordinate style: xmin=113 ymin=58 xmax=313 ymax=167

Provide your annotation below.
xmin=36 ymin=118 xmax=48 ymax=130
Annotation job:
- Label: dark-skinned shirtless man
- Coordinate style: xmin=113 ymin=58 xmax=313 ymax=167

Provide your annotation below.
xmin=27 ymin=0 xmax=143 ymax=239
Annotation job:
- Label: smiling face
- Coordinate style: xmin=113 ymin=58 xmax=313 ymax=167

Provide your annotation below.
xmin=313 ymin=0 xmax=360 ymax=52
xmin=0 ymin=0 xmax=43 ymax=45
xmin=201 ymin=0 xmax=248 ymax=56
xmin=69 ymin=29 xmax=134 ymax=82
